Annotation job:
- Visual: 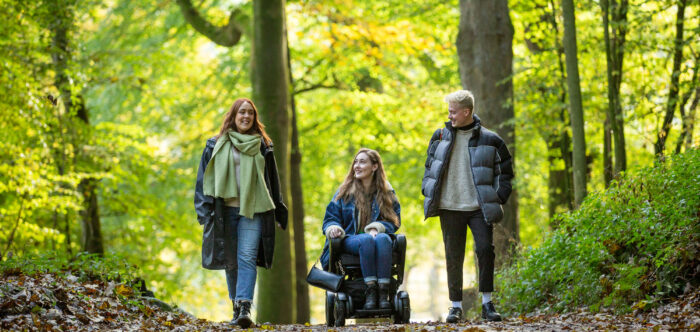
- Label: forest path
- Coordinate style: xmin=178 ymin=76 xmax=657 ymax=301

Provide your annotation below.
xmin=1 ymin=271 xmax=697 ymax=331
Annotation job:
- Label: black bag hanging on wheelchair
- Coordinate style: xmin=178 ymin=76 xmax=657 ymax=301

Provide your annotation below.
xmin=306 ymin=260 xmax=343 ymax=292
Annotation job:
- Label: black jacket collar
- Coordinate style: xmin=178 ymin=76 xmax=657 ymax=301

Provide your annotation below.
xmin=444 ymin=114 xmax=482 ymax=138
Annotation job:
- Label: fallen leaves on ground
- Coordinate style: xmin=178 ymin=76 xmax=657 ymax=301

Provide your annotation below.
xmin=1 ymin=271 xmax=698 ymax=331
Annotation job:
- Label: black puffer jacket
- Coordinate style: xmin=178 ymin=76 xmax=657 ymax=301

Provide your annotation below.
xmin=421 ymin=115 xmax=513 ymax=224
xmin=194 ymin=136 xmax=288 ymax=270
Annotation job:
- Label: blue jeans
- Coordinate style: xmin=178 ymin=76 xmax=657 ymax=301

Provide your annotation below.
xmin=223 ymin=207 xmax=262 ymax=301
xmin=342 ymin=233 xmax=392 ymax=284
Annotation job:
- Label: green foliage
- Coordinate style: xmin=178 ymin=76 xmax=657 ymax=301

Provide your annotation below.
xmin=0 ymin=252 xmax=138 ymax=284
xmin=498 ymin=149 xmax=700 ymax=314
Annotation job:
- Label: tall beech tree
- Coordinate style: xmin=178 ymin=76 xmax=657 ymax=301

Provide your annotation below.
xmin=549 ymin=2 xmax=574 ymax=216
xmin=561 ymin=0 xmax=587 ymax=206
xmin=287 ymin=41 xmax=310 ymax=323
xmin=655 ymin=0 xmax=688 ymax=157
xmin=524 ymin=1 xmax=574 ymax=217
xmin=676 ymin=56 xmax=699 ymax=153
xmin=51 ymin=1 xmax=104 ymax=255
xmin=456 ymin=0 xmax=519 ymax=265
xmin=251 ymin=0 xmax=294 ymax=323
xmin=601 ymin=0 xmax=628 ymax=184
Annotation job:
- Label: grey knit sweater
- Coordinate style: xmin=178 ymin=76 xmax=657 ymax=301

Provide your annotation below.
xmin=438 ymin=128 xmax=480 ymax=211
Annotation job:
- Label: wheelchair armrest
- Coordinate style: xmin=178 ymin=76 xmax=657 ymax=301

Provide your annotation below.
xmin=394 ymin=234 xmax=407 ymax=284
xmin=329 ymin=237 xmax=343 ymax=274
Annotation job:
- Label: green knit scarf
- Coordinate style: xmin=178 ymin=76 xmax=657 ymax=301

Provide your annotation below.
xmin=203 ymin=131 xmax=275 ymax=219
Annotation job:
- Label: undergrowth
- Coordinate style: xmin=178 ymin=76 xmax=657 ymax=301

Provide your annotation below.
xmin=0 ymin=252 xmax=139 ymax=285
xmin=498 ymin=149 xmax=700 ymax=315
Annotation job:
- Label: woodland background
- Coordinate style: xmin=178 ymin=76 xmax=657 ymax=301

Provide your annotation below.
xmin=1 ymin=0 xmax=698 ymax=323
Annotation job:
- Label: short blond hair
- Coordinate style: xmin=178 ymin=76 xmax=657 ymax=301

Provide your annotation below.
xmin=445 ymin=90 xmax=475 ymax=111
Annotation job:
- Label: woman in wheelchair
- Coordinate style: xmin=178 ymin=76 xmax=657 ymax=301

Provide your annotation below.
xmin=320 ymin=148 xmax=401 ymax=310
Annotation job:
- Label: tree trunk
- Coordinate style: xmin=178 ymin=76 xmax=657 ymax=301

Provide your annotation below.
xmin=655 ymin=0 xmax=687 ymax=156
xmin=457 ymin=0 xmax=519 ymax=267
xmin=76 ymin=96 xmax=103 ymax=255
xmin=601 ymin=0 xmax=628 ymax=177
xmin=547 ymin=129 xmax=573 ymax=218
xmin=78 ymin=177 xmax=104 ymax=255
xmin=547 ymin=1 xmax=575 ymax=214
xmin=51 ymin=3 xmax=103 ymax=255
xmin=675 ymin=56 xmax=698 ymax=154
xmin=561 ymin=0 xmax=587 ymax=207
xmin=603 ymin=118 xmax=613 ymax=186
xmin=252 ymin=0 xmax=294 ymax=323
xmin=681 ymin=86 xmax=699 ymax=151
xmin=287 ymin=34 xmax=310 ymax=323
xmin=289 ymin=101 xmax=309 ymax=324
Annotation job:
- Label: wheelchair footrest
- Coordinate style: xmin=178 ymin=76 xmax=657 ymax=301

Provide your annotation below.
xmin=353 ymin=308 xmax=393 ymax=318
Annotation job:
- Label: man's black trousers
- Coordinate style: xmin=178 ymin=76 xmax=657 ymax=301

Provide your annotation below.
xmin=439 ymin=209 xmax=494 ymax=301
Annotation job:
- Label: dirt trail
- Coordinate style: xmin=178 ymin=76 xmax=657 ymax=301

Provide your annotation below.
xmin=1 ymin=272 xmax=697 ymax=331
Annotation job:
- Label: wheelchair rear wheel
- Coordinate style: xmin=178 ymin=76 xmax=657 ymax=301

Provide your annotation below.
xmin=393 ymin=291 xmax=411 ymax=324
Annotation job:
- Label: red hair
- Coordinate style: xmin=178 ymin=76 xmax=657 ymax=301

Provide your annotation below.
xmin=216 ymin=98 xmax=272 ymax=145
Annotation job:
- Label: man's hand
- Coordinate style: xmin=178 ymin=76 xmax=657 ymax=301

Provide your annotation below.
xmin=368 ymin=229 xmax=378 ymax=237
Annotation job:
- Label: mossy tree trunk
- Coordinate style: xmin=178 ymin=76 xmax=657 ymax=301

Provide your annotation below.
xmin=252 ymin=0 xmax=295 ymax=323
xmin=561 ymin=0 xmax=587 ymax=207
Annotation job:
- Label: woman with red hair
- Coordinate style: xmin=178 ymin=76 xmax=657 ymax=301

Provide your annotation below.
xmin=194 ymin=98 xmax=287 ymax=328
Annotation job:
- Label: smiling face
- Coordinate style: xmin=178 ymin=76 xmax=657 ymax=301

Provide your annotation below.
xmin=448 ymin=102 xmax=473 ymax=127
xmin=235 ymin=102 xmax=255 ymax=133
xmin=353 ymin=152 xmax=378 ymax=181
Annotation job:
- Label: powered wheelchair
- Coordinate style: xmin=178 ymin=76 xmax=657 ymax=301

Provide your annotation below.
xmin=324 ymin=234 xmax=411 ymax=327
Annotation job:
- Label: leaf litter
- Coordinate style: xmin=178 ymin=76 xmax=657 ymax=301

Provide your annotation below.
xmin=1 ymin=271 xmax=697 ymax=331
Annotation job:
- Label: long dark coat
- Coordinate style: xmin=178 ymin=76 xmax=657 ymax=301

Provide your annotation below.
xmin=194 ymin=136 xmax=288 ymax=270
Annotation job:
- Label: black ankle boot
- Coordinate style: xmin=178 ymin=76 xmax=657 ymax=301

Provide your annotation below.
xmin=363 ymin=282 xmax=378 ymax=310
xmin=378 ymin=283 xmax=391 ymax=309
xmin=231 ymin=301 xmax=240 ymax=323
xmin=235 ymin=300 xmax=254 ymax=328
xmin=481 ymin=301 xmax=502 ymax=322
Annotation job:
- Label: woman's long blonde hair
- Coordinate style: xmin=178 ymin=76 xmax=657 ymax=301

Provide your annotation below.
xmin=335 ymin=148 xmax=400 ymax=230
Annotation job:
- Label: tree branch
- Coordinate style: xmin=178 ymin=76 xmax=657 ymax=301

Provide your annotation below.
xmin=293 ymin=81 xmax=341 ymax=95
xmin=3 ymin=194 xmax=26 ymax=257
xmin=292 ymin=59 xmax=346 ymax=95
xmin=175 ymin=0 xmax=242 ymax=47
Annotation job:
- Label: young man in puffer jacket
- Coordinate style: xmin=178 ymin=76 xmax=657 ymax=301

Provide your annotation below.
xmin=421 ymin=90 xmax=513 ymax=323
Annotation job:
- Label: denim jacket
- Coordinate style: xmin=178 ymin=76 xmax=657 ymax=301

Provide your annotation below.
xmin=320 ymin=190 xmax=401 ymax=270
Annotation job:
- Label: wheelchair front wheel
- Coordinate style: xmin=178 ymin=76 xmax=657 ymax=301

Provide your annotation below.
xmin=325 ymin=292 xmax=336 ymax=327
xmin=334 ymin=295 xmax=347 ymax=327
